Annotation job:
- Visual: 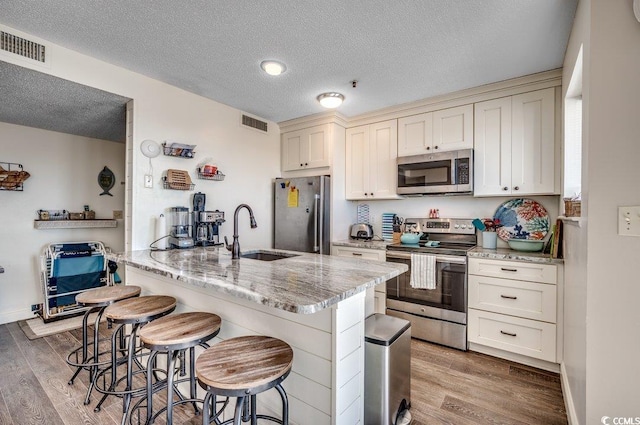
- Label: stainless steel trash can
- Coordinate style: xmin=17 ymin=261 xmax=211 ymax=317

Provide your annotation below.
xmin=364 ymin=313 xmax=411 ymax=425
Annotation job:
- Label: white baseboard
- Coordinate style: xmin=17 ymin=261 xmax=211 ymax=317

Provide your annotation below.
xmin=468 ymin=342 xmax=560 ymax=373
xmin=0 ymin=307 xmax=35 ymax=325
xmin=560 ymin=362 xmax=579 ymax=425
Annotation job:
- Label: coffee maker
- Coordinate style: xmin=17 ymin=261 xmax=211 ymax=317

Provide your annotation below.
xmin=193 ymin=192 xmax=225 ymax=246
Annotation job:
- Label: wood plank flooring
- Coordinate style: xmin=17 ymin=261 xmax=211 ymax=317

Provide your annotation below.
xmin=0 ymin=321 xmax=567 ymax=424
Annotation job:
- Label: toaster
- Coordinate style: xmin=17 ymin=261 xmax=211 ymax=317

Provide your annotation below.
xmin=350 ymin=223 xmax=374 ymax=240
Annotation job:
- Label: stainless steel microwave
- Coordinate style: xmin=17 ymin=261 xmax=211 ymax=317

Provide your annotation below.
xmin=397 ymin=149 xmax=473 ymax=195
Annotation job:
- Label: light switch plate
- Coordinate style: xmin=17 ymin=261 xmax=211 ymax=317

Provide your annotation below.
xmin=618 ymin=206 xmax=640 ymax=236
xmin=144 ymin=174 xmax=153 ymax=188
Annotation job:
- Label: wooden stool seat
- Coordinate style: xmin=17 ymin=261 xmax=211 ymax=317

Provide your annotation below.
xmin=104 ymin=295 xmax=176 ymax=324
xmin=134 ymin=312 xmax=223 ymax=424
xmin=197 ymin=335 xmax=293 ymax=393
xmin=139 ymin=312 xmax=222 ymax=349
xmin=76 ymin=285 xmax=141 ymax=306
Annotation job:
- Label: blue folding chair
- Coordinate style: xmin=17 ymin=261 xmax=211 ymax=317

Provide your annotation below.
xmin=40 ymin=241 xmax=114 ymax=321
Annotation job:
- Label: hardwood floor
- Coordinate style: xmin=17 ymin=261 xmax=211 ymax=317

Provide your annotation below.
xmin=0 ymin=322 xmax=567 ymax=424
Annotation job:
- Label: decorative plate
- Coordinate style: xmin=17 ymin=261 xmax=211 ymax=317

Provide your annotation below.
xmin=494 ymin=198 xmax=549 ymax=241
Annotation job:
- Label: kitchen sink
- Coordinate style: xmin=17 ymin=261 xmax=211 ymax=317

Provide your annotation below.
xmin=240 ymin=250 xmax=299 ymax=261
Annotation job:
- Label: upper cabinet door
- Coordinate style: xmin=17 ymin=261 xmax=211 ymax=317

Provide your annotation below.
xmin=511 ymin=88 xmax=556 ymax=195
xmin=369 ymin=120 xmax=398 ymax=198
xmin=304 ymin=125 xmax=331 ymax=169
xmin=474 ymin=97 xmax=512 ymax=196
xmin=282 ymin=130 xmax=304 ymax=171
xmin=281 ymin=124 xmax=330 ymax=171
xmin=397 ymin=112 xmax=433 ymax=157
xmin=345 ymin=125 xmax=370 ymax=200
xmin=433 ymin=104 xmax=474 ymax=152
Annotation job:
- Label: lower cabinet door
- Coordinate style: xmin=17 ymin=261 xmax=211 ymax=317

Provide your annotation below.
xmin=468 ymin=309 xmax=556 ymax=362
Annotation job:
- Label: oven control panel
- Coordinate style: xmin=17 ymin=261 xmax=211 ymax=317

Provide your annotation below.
xmin=406 ymin=218 xmax=476 ymax=234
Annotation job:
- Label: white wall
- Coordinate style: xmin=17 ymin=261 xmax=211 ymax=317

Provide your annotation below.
xmin=0 ymin=24 xmax=280 ymax=322
xmin=360 ymin=195 xmax=559 ymax=248
xmin=585 ymin=0 xmax=640 ymax=420
xmin=0 ymin=122 xmax=125 ymax=323
xmin=0 ymin=24 xmax=281 ymax=253
xmin=561 ymin=1 xmax=640 ymax=423
xmin=561 ymin=0 xmax=589 ymax=423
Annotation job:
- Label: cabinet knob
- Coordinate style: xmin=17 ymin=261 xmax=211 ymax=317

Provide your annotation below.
xmin=300 ymin=163 xmax=303 ymax=167
xmin=305 ymin=163 xmax=308 ymax=166
xmin=502 ymin=186 xmax=509 ymax=191
xmin=514 ymin=186 xmax=519 ymax=191
xmin=434 ymin=145 xmax=439 ymax=150
xmin=426 ymin=146 xmax=430 ymax=150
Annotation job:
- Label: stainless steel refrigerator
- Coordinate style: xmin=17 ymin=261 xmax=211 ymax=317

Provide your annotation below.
xmin=274 ymin=176 xmax=330 ymax=254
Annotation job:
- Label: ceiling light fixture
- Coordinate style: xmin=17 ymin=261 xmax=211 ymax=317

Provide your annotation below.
xmin=317 ymin=92 xmax=345 ymax=109
xmin=260 ymin=60 xmax=286 ymax=76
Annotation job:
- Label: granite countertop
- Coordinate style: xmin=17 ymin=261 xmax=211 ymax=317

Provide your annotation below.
xmin=468 ymin=247 xmax=564 ymax=264
xmin=332 ymin=239 xmax=391 ymax=250
xmin=107 ymin=246 xmax=407 ymax=314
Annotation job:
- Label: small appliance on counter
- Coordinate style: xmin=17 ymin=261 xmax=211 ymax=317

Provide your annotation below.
xmin=192 ymin=192 xmax=225 ymax=246
xmin=169 ymin=206 xmax=194 ymax=249
xmin=350 ymin=223 xmax=374 ymax=240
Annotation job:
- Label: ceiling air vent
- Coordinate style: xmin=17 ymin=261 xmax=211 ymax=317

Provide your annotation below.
xmin=241 ymin=114 xmax=268 ymax=133
xmin=1 ymin=30 xmax=46 ymax=63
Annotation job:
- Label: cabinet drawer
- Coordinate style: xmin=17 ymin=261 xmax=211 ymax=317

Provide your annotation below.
xmin=468 ymin=258 xmax=557 ymax=284
xmin=468 ymin=309 xmax=556 ymax=362
xmin=332 ymin=246 xmax=386 ymax=262
xmin=468 ymin=275 xmax=556 ymax=322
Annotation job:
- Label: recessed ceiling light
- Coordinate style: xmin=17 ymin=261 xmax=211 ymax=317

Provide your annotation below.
xmin=317 ymin=92 xmax=345 ymax=108
xmin=260 ymin=60 xmax=286 ymax=76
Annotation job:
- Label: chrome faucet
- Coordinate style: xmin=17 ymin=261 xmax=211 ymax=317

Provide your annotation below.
xmin=225 ymin=204 xmax=257 ymax=259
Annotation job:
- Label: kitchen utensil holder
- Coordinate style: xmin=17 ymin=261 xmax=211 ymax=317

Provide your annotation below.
xmin=482 ymin=231 xmax=498 ymax=249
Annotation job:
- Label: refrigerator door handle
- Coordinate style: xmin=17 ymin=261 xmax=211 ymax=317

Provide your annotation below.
xmin=314 ymin=194 xmax=320 ymax=252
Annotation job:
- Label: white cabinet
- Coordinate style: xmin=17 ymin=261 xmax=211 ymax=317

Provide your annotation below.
xmin=345 ymin=120 xmax=398 ymax=200
xmin=474 ymin=88 xmax=557 ymax=196
xmin=332 ymin=245 xmax=387 ymax=315
xmin=468 ymin=257 xmax=559 ymax=363
xmin=398 ymin=104 xmax=473 ymax=157
xmin=282 ymin=124 xmax=331 ymax=171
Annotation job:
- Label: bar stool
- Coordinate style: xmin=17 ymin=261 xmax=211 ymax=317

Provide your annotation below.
xmin=67 ymin=285 xmax=142 ymax=405
xmin=135 ymin=312 xmax=223 ymax=424
xmin=94 ymin=295 xmax=177 ymax=425
xmin=196 ymin=335 xmax=293 ymax=425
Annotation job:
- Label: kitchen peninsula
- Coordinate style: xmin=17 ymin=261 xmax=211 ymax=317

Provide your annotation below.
xmin=108 ymin=246 xmax=407 ymax=425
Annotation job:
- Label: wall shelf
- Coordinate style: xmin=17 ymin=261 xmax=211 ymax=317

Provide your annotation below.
xmin=34 ymin=220 xmax=118 ymax=230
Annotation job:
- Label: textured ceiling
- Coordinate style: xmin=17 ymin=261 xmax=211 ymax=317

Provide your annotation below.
xmin=0 ymin=0 xmax=576 ymax=126
xmin=0 ymin=61 xmax=130 ymax=142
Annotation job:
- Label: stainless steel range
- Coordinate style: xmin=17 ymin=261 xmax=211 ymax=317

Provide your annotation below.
xmin=385 ymin=218 xmax=476 ymax=351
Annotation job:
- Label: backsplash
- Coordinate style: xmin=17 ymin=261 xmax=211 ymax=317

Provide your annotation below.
xmin=358 ymin=195 xmax=561 ymax=247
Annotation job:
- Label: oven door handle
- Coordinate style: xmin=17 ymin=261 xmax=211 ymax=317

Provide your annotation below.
xmin=386 ymin=251 xmax=467 ymax=264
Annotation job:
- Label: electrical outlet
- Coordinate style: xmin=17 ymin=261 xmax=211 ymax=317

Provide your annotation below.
xmin=113 ymin=210 xmax=123 ymax=220
xmin=144 ymin=174 xmax=153 ymax=188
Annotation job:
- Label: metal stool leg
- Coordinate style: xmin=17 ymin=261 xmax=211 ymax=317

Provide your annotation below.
xmin=121 ymin=324 xmax=141 ymax=425
xmin=146 ymin=350 xmax=160 ymax=424
xmin=233 ymin=397 xmax=245 ymax=425
xmin=275 ymin=384 xmax=289 ymax=425
xmin=166 ymin=350 xmax=179 ymax=425
xmin=84 ymin=307 xmax=107 ymax=405
xmin=95 ymin=324 xmax=125 ymax=412
xmin=190 ymin=346 xmax=200 ymax=414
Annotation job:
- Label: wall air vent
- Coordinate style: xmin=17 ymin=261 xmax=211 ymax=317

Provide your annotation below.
xmin=241 ymin=114 xmax=268 ymax=133
xmin=1 ymin=30 xmax=46 ymax=63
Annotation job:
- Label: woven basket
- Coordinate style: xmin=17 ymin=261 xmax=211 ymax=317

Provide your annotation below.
xmin=165 ymin=169 xmax=194 ymax=190
xmin=564 ymin=199 xmax=581 ymax=217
